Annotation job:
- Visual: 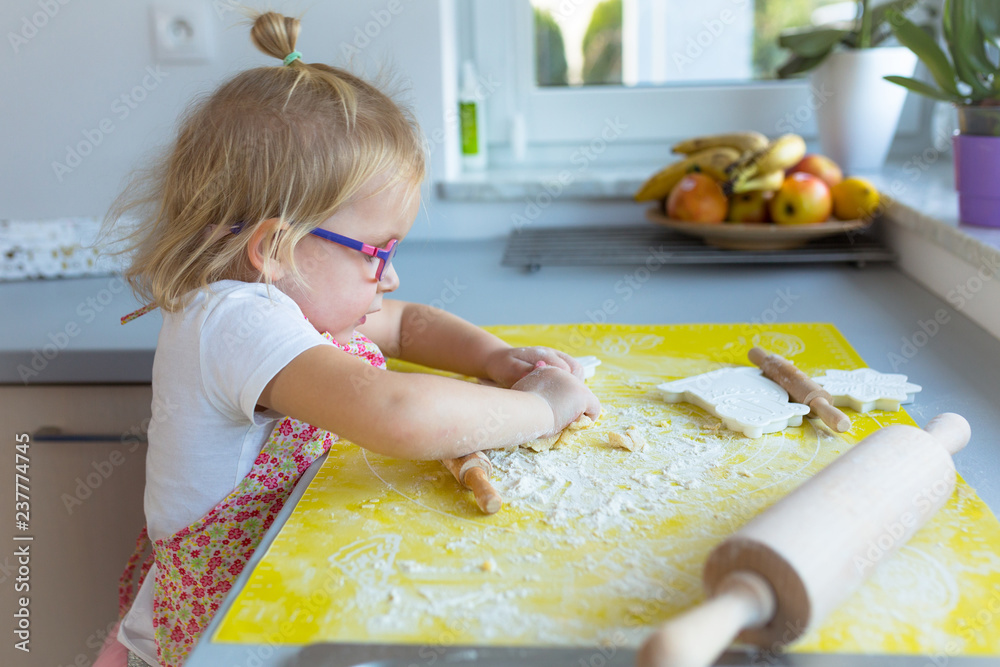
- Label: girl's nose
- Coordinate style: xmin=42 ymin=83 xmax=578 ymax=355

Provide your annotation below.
xmin=378 ymin=263 xmax=399 ymax=292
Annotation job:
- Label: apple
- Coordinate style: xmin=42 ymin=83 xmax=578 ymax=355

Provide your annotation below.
xmin=769 ymin=173 xmax=832 ymax=224
xmin=667 ymin=173 xmax=728 ymax=223
xmin=727 ymin=190 xmax=773 ymax=223
xmin=788 ymin=153 xmax=843 ymax=188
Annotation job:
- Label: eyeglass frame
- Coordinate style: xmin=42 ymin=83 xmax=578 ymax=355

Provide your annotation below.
xmin=308 ymin=228 xmax=398 ymax=281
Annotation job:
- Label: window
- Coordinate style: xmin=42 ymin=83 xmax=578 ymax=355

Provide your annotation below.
xmin=531 ymin=0 xmax=858 ymax=87
xmin=466 ymin=0 xmax=924 ymax=160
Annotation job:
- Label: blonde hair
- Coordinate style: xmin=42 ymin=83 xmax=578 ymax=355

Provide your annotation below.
xmin=105 ymin=11 xmax=425 ymax=311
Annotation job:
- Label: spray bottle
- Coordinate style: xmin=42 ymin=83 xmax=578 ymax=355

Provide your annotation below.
xmin=459 ymin=60 xmax=488 ymax=170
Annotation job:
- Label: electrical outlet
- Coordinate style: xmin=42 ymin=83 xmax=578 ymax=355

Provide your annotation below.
xmin=151 ymin=3 xmax=214 ymax=63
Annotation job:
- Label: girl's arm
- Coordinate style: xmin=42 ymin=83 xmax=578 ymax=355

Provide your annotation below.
xmin=359 ymin=300 xmax=584 ymax=386
xmin=258 ymin=344 xmax=601 ymax=460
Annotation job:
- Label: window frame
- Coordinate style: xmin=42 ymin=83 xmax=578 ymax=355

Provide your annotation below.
xmin=469 ymin=0 xmax=921 ymax=151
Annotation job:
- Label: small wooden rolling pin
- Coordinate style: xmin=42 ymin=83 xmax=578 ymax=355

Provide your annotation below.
xmin=749 ymin=346 xmax=851 ymax=432
xmin=637 ymin=412 xmax=971 ymax=667
xmin=441 ymin=452 xmax=502 ymax=515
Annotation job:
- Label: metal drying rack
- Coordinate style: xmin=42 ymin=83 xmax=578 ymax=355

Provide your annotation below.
xmin=501 ymin=222 xmax=895 ymax=272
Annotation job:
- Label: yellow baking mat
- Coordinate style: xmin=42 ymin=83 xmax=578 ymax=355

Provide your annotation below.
xmin=214 ymin=323 xmax=1000 ymax=655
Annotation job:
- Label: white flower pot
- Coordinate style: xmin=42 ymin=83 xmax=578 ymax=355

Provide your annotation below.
xmin=810 ymin=47 xmax=918 ymax=172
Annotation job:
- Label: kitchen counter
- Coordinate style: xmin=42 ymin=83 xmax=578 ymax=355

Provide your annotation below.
xmin=2 ymin=230 xmax=1000 ymax=511
xmin=4 ymin=215 xmax=1000 ymax=665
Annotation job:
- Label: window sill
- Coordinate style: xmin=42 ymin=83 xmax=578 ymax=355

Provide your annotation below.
xmin=435 ymin=163 xmax=655 ymax=202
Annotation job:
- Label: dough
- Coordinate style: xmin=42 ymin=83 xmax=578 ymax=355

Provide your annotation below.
xmin=608 ymin=426 xmax=646 ymax=453
xmin=522 ymin=414 xmax=595 ymax=452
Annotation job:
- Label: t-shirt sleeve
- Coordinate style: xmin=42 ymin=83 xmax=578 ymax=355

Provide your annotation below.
xmin=199 ymin=286 xmax=331 ymax=423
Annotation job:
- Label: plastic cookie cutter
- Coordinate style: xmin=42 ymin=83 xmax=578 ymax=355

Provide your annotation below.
xmin=657 ymin=366 xmax=810 ymax=439
xmin=576 ymin=355 xmax=602 ymax=379
xmin=812 ymin=368 xmax=922 ymax=413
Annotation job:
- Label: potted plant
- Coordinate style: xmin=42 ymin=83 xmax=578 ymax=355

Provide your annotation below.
xmin=777 ymin=0 xmax=924 ymax=172
xmin=885 ymin=0 xmax=1000 ymax=227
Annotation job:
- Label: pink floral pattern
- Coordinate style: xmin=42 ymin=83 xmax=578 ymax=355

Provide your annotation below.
xmin=117 ymin=331 xmax=385 ymax=667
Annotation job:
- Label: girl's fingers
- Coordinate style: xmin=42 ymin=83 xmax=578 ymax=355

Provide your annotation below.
xmin=554 ymin=351 xmax=585 ymax=379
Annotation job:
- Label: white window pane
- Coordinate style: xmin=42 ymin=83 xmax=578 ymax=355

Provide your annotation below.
xmin=532 ymin=0 xmax=855 ymax=87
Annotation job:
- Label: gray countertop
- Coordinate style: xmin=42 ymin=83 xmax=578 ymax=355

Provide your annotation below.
xmin=4 ymin=238 xmax=1000 ymax=666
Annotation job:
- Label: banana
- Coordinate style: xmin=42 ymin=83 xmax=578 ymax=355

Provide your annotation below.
xmin=634 ymin=157 xmax=696 ymax=202
xmin=731 ymin=169 xmax=784 ymax=194
xmin=635 ymin=147 xmax=742 ymax=202
xmin=671 ymin=131 xmax=769 ymax=156
xmin=723 ymin=134 xmax=807 ymax=195
xmin=752 ymin=133 xmax=807 ymax=174
xmin=685 ymin=146 xmax=742 ymax=182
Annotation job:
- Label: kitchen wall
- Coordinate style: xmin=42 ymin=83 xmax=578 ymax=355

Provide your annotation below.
xmin=0 ymin=0 xmax=642 ymax=240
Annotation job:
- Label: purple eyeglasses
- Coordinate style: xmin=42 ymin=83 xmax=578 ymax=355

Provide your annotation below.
xmin=309 ymin=228 xmax=398 ymax=281
xmin=229 ymin=222 xmax=398 ymax=281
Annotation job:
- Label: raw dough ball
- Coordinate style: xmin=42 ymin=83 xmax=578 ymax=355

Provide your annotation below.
xmin=522 ymin=414 xmax=595 ymax=452
xmin=608 ymin=426 xmax=646 ymax=453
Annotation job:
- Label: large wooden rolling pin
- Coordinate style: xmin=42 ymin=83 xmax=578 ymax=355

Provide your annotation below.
xmin=637 ymin=412 xmax=971 ymax=667
xmin=442 ymin=452 xmax=502 ymax=515
xmin=749 ymin=346 xmax=851 ymax=432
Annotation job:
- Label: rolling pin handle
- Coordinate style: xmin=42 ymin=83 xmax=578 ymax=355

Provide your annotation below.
xmin=637 ymin=571 xmax=776 ymax=667
xmin=464 ymin=466 xmax=502 ymax=515
xmin=924 ymin=413 xmax=971 ymax=456
xmin=811 ymin=397 xmax=851 ymax=433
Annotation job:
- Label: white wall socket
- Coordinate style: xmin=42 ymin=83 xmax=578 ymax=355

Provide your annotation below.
xmin=151 ymin=3 xmax=214 ymax=64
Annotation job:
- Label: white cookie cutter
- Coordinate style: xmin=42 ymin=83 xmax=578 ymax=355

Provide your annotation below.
xmin=813 ymin=368 xmax=922 ymax=413
xmin=657 ymin=366 xmax=810 ymax=439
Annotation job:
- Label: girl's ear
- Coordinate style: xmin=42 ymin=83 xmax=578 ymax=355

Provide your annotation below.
xmin=246 ymin=218 xmax=289 ymax=280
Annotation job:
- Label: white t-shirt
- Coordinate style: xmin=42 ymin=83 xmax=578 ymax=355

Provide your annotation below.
xmin=118 ymin=280 xmax=332 ymax=664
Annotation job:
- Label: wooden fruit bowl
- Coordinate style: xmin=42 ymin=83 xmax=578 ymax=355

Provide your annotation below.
xmin=646 ymin=207 xmax=872 ymax=251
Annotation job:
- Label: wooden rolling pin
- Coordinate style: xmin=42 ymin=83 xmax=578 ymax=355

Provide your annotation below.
xmin=637 ymin=412 xmax=971 ymax=667
xmin=749 ymin=346 xmax=851 ymax=432
xmin=441 ymin=452 xmax=502 ymax=515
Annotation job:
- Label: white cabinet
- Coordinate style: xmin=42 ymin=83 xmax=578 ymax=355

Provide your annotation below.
xmin=0 ymin=385 xmax=150 ymax=667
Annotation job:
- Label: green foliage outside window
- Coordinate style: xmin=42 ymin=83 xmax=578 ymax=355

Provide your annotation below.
xmin=535 ymin=7 xmax=569 ymax=86
xmin=582 ymin=0 xmax=622 ymax=85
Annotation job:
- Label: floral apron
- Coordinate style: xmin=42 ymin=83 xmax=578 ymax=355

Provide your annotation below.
xmin=117 ymin=332 xmax=385 ymax=667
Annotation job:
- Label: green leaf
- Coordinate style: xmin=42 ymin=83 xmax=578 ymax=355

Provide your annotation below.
xmin=884 ymin=75 xmax=964 ymax=103
xmin=777 ymin=51 xmax=833 ymax=79
xmin=778 ymin=27 xmax=851 ymax=57
xmin=871 ymin=0 xmax=921 ymax=30
xmin=860 ymin=0 xmax=873 ymax=48
xmin=891 ymin=14 xmax=961 ymax=97
xmin=947 ymin=0 xmax=993 ymax=98
xmin=965 ymin=23 xmax=998 ymax=75
xmin=974 ymin=0 xmax=1000 ymax=37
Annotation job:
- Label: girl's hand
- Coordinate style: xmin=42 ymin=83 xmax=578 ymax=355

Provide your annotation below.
xmin=485 ymin=346 xmax=585 ymax=388
xmin=511 ymin=366 xmax=601 ymax=432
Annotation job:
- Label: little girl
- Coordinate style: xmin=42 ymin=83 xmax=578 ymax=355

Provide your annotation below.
xmin=98 ymin=11 xmax=600 ymax=667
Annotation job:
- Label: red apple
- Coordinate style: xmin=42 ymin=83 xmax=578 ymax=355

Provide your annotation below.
xmin=667 ymin=173 xmax=728 ymax=223
xmin=788 ymin=153 xmax=843 ymax=188
xmin=769 ymin=173 xmax=832 ymax=224
xmin=727 ymin=190 xmax=773 ymax=223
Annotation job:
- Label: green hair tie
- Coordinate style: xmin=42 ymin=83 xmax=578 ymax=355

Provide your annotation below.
xmin=283 ymin=50 xmax=302 ymax=66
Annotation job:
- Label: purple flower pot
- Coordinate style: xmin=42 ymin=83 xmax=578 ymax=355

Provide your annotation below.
xmin=954 ymin=134 xmax=1000 ymax=228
